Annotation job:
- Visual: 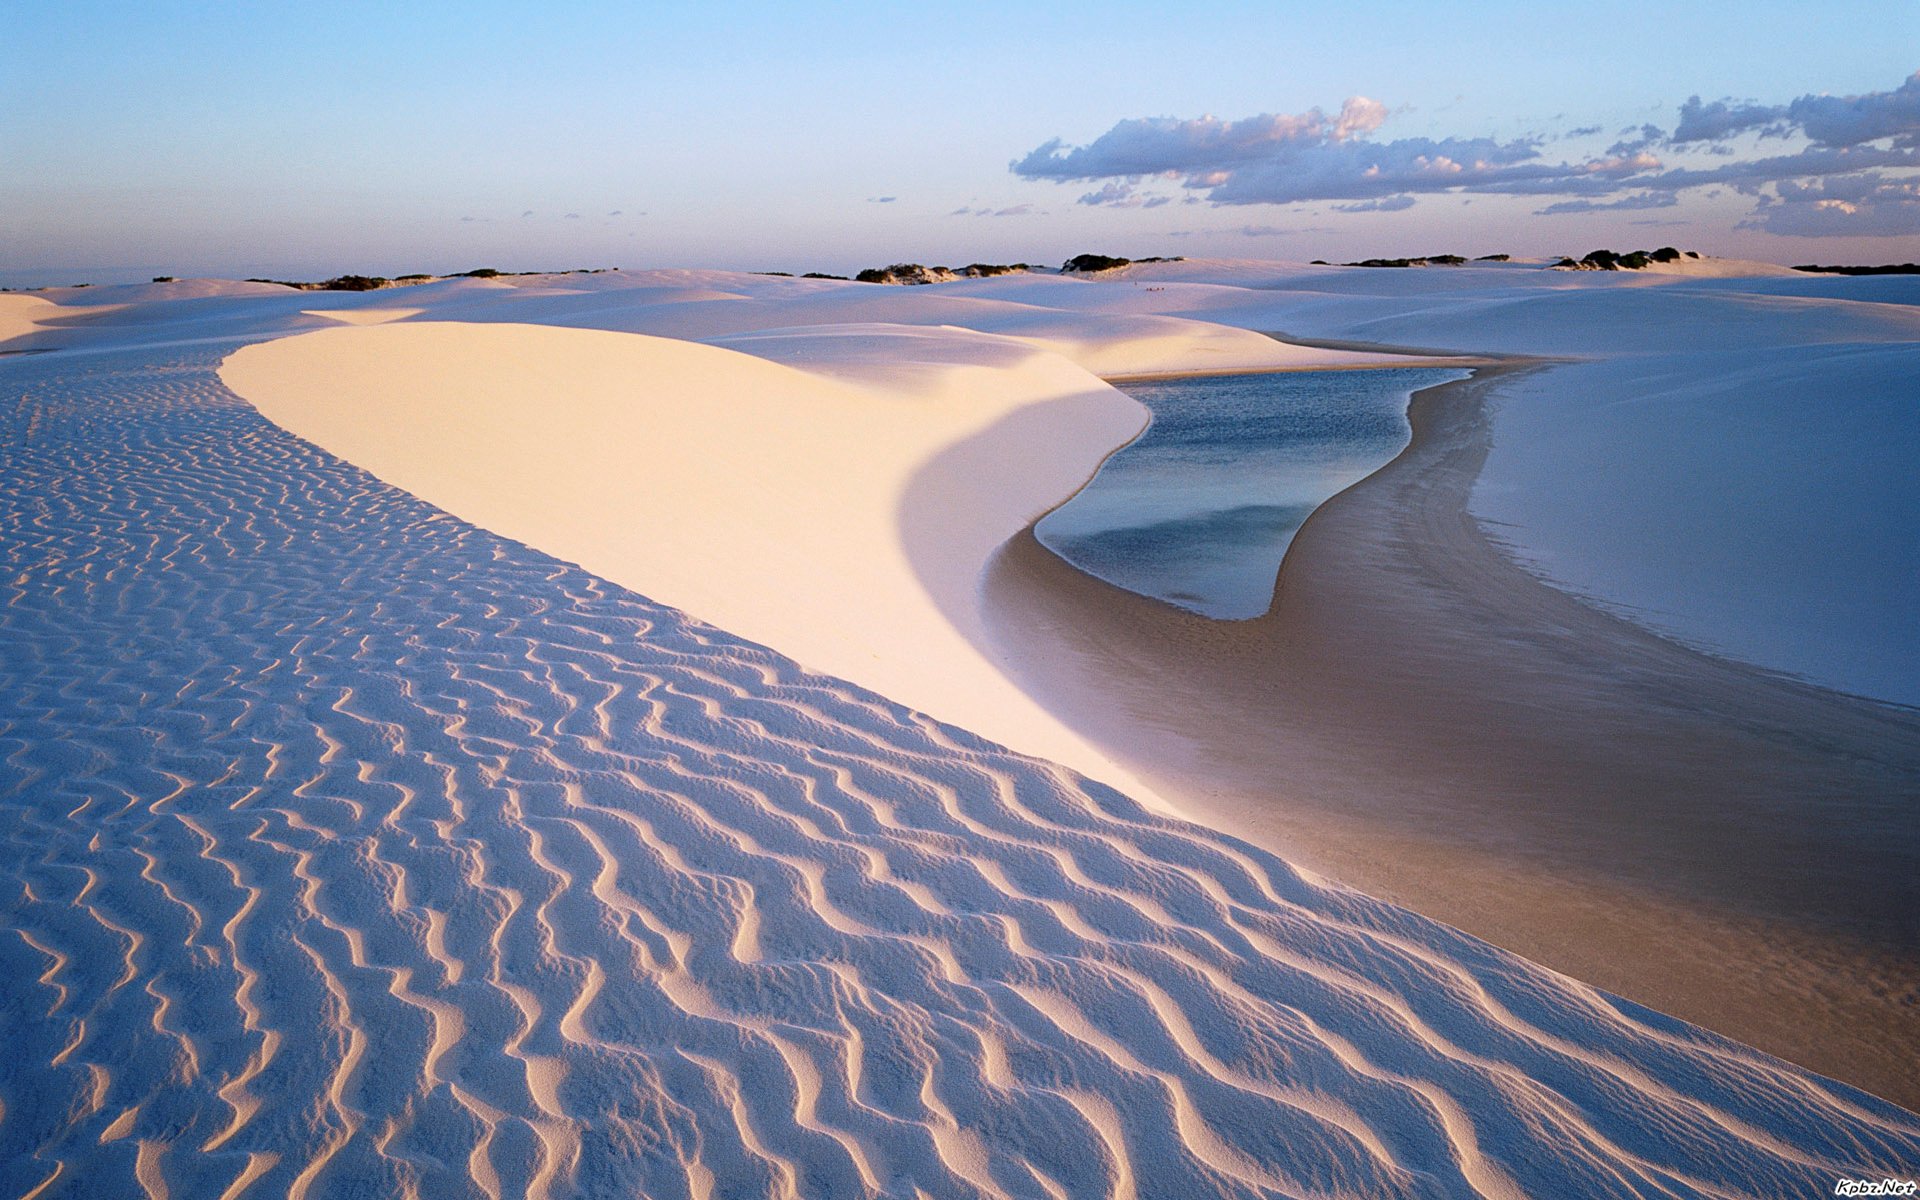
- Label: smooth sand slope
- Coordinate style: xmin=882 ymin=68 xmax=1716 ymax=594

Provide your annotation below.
xmin=222 ymin=315 xmax=1398 ymax=808
xmin=5 ymin=314 xmax=1919 ymax=1198
xmin=221 ymin=320 xmax=1168 ymax=806
xmin=0 ymin=294 xmax=60 ymax=346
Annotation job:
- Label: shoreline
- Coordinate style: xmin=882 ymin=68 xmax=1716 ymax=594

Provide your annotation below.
xmin=982 ymin=357 xmax=1920 ymax=1110
xmin=1098 ymin=355 xmax=1490 ymax=384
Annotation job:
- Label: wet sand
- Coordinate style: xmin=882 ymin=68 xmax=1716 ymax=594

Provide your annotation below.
xmin=983 ymin=356 xmax=1920 ymax=1110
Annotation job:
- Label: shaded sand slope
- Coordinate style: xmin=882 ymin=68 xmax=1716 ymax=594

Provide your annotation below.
xmin=223 ymin=321 xmax=1159 ymax=805
xmin=5 ymin=348 xmax=1918 ymax=1196
xmin=0 ymin=295 xmax=60 ymax=346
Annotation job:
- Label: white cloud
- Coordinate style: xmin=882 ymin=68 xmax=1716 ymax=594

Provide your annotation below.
xmin=1077 ymin=181 xmax=1138 ymax=207
xmin=1010 ymin=72 xmax=1920 ymax=238
xmin=1675 ymin=72 xmax=1920 ymax=148
xmin=1013 ymin=95 xmax=1390 ymax=181
xmin=952 ymin=203 xmax=1038 ymax=217
xmin=1739 ymin=172 xmax=1920 ymax=237
xmin=1332 ymin=195 xmax=1416 ymax=212
xmin=1791 ymin=73 xmax=1920 ymax=147
xmin=1671 ymin=96 xmax=1789 ymax=144
xmin=1536 ymin=192 xmax=1679 ymax=216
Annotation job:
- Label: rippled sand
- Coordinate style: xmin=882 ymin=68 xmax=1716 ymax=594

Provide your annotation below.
xmin=0 ymin=331 xmax=1913 ymax=1197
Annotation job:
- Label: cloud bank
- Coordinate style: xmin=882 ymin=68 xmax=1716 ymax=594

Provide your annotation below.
xmin=1012 ymin=72 xmax=1920 ymax=237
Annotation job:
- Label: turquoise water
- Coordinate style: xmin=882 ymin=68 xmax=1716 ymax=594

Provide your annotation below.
xmin=1036 ymin=367 xmax=1466 ymax=619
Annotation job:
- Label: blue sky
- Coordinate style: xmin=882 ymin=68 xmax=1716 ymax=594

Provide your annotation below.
xmin=2 ymin=1 xmax=1915 ymax=285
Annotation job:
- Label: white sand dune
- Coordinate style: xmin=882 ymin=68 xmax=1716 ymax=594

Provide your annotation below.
xmin=0 ymin=294 xmax=61 ymax=346
xmin=362 ymin=267 xmax=1402 ymax=379
xmin=223 ymin=320 xmax=1162 ymax=806
xmin=3 ymin=335 xmax=1916 ymax=1198
xmin=215 ymin=272 xmax=1425 ymax=807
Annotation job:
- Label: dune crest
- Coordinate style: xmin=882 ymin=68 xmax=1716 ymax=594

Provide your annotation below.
xmin=223 ymin=320 xmax=1160 ymax=803
xmin=0 ymin=294 xmax=61 ymax=346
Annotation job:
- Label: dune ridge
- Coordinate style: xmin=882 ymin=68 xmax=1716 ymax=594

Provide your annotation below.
xmin=0 ymin=295 xmax=60 ymax=346
xmin=221 ymin=320 xmax=1166 ymax=807
xmin=5 ymin=342 xmax=1917 ymax=1196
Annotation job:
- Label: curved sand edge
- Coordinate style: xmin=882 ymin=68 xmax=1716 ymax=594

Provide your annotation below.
xmin=221 ymin=320 xmax=1165 ymax=806
xmin=0 ymin=293 xmax=62 ymax=347
xmin=982 ymin=358 xmax=1920 ymax=1110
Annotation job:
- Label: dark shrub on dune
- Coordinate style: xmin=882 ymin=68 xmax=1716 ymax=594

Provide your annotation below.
xmin=854 ymin=263 xmax=957 ymax=284
xmin=1792 ymin=262 xmax=1920 ymax=275
xmin=1345 ymin=255 xmax=1465 ymax=267
xmin=1063 ymin=254 xmax=1131 ymax=273
xmin=318 ymin=275 xmax=389 ymax=291
xmin=1554 ymin=247 xmax=1697 ymax=271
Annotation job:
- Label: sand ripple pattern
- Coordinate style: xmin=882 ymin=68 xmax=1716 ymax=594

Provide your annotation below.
xmin=0 ymin=345 xmax=1914 ymax=1199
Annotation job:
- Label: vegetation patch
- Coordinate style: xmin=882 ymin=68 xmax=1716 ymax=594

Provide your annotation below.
xmin=1062 ymin=254 xmax=1131 ymax=273
xmin=1792 ymin=263 xmax=1920 ymax=275
xmin=1554 ymin=247 xmax=1693 ymax=271
xmin=1344 ymin=254 xmax=1467 ymax=267
xmin=233 ymin=266 xmax=623 ymax=291
xmin=854 ymin=263 xmax=959 ymax=285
